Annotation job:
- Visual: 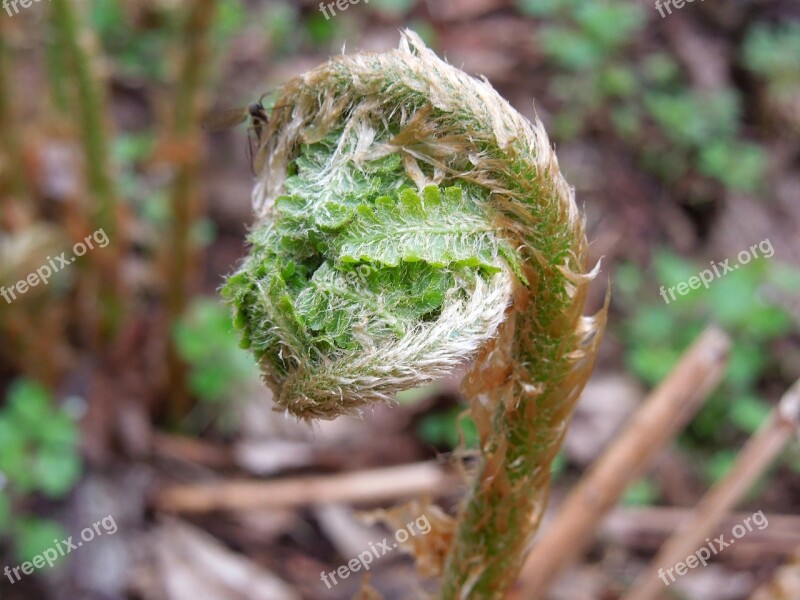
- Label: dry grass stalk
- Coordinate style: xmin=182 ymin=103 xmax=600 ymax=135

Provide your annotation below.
xmin=622 ymin=377 xmax=800 ymax=600
xmin=516 ymin=326 xmax=731 ymax=598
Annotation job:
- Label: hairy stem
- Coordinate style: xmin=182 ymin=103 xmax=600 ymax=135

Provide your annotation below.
xmin=225 ymin=31 xmax=606 ymax=598
xmin=437 ymin=175 xmax=605 ymax=600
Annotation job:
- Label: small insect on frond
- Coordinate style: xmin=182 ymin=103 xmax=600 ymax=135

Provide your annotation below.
xmin=201 ymin=93 xmax=290 ymax=173
xmin=202 ymin=91 xmax=275 ymax=129
xmin=200 ymin=106 xmax=253 ymax=130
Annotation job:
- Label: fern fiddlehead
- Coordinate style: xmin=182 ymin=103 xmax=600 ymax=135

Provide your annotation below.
xmin=224 ymin=30 xmax=606 ymax=599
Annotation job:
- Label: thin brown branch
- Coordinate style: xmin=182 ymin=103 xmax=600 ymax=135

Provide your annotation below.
xmin=603 ymin=507 xmax=800 ymax=556
xmin=514 ymin=326 xmax=731 ymax=599
xmin=154 ymin=461 xmax=457 ymax=513
xmin=622 ymin=377 xmax=800 ymax=600
xmin=152 ymin=433 xmax=235 ymax=469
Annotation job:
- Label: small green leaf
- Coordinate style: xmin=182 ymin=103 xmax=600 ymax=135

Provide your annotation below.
xmin=539 ymin=26 xmax=603 ymax=71
xmin=708 ymin=272 xmax=764 ymax=328
xmin=725 ymin=343 xmax=767 ymax=390
xmin=517 ymin=0 xmax=574 ymax=17
xmin=653 ymin=250 xmax=701 ymax=294
xmin=698 ymin=141 xmax=765 ymax=193
xmin=623 ymin=478 xmax=659 ymax=506
xmin=627 ymin=345 xmax=682 ymax=386
xmin=614 ymin=263 xmax=643 ymax=299
xmin=334 ymin=186 xmax=502 ymax=271
xmin=704 ymin=450 xmax=737 ymax=484
xmin=550 ymin=451 xmax=567 ymax=478
xmin=641 ymin=52 xmax=680 ymax=85
xmin=599 ymin=66 xmax=638 ymax=98
xmin=418 ymin=408 xmax=478 ymax=449
xmin=368 ymin=0 xmax=415 ymax=17
xmin=574 ymin=3 xmax=645 ymax=51
xmin=730 ymin=396 xmax=771 ymax=434
xmin=0 ymin=493 xmax=11 ymax=534
xmin=742 ymin=22 xmax=800 ymax=81
xmin=422 ymin=184 xmax=442 ymax=207
xmin=36 ymin=414 xmax=79 ymax=447
xmin=15 ymin=518 xmax=68 ymax=565
xmin=7 ymin=380 xmax=52 ymax=428
xmin=627 ymin=306 xmax=676 ymax=345
xmin=175 ymin=298 xmax=260 ymax=402
xmin=33 ymin=451 xmax=82 ymax=499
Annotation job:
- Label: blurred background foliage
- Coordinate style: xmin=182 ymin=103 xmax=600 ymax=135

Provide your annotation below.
xmin=0 ymin=0 xmax=799 ymax=598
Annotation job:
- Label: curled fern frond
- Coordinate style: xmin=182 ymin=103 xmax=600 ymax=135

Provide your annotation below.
xmin=224 ymin=30 xmax=606 ymax=597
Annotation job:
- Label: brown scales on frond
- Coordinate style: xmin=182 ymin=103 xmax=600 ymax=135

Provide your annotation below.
xmin=233 ymin=30 xmax=607 ymax=599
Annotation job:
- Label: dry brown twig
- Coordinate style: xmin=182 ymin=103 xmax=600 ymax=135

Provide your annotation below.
xmin=514 ymin=326 xmax=732 ymax=598
xmin=604 ymin=507 xmax=800 ymax=555
xmin=155 ymin=461 xmax=457 ymax=513
xmin=622 ymin=377 xmax=800 ymax=600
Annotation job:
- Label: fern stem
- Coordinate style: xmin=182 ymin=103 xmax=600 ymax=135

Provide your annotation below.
xmin=225 ymin=31 xmax=606 ymax=598
xmin=50 ymin=0 xmax=121 ymax=337
xmin=0 ymin=22 xmax=27 ymax=222
xmin=50 ymin=0 xmax=117 ymax=239
xmin=165 ymin=0 xmax=217 ymax=420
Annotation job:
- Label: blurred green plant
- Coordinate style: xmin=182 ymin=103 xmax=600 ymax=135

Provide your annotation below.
xmin=113 ymin=133 xmax=155 ymax=201
xmin=0 ymin=379 xmax=82 ymax=562
xmin=305 ymin=13 xmax=337 ymax=46
xmin=418 ymin=407 xmax=479 ymax=450
xmin=623 ymin=477 xmax=661 ymax=506
xmin=742 ymin=21 xmax=800 ymax=133
xmin=518 ymin=0 xmax=646 ymax=140
xmin=742 ymin=21 xmax=800 ymax=94
xmin=212 ymin=0 xmax=248 ymax=46
xmin=88 ymin=0 xmax=177 ymax=81
xmin=261 ymin=2 xmax=299 ymax=55
xmin=173 ymin=297 xmax=259 ymax=405
xmin=537 ymin=2 xmax=645 ymax=71
xmin=369 ymin=0 xmax=416 ymax=18
xmin=517 ymin=0 xmax=767 ymax=195
xmin=616 ymin=251 xmax=798 ymax=483
xmin=642 ymin=89 xmax=766 ymax=192
xmin=88 ymin=0 xmax=247 ymax=81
